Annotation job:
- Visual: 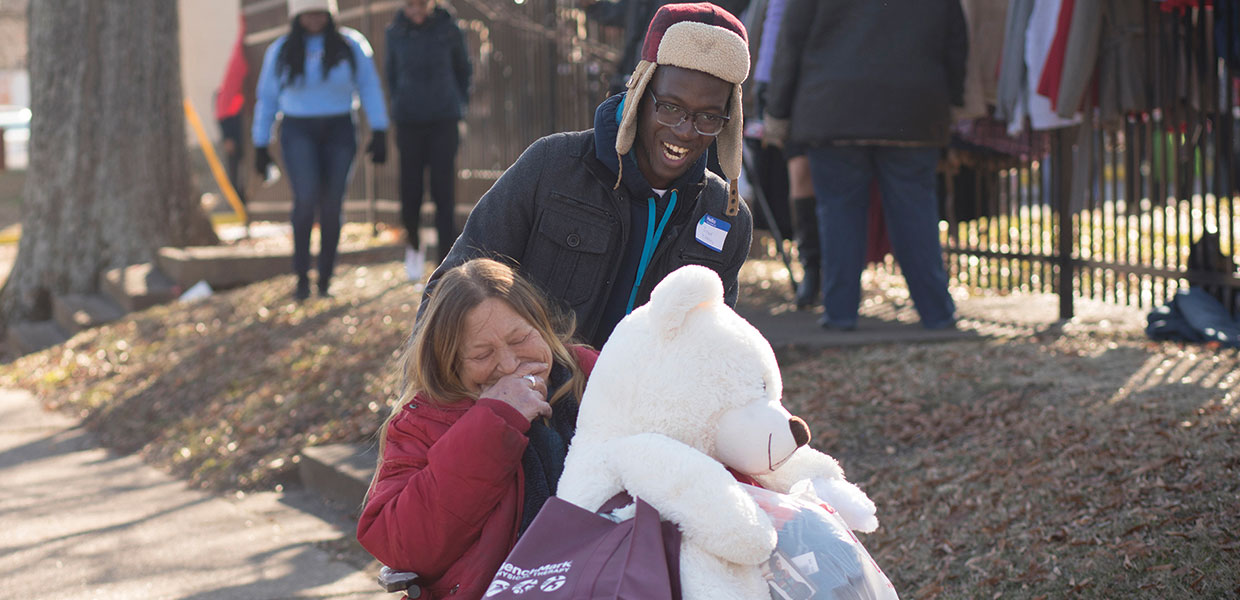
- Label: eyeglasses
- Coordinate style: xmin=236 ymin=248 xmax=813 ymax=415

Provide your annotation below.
xmin=647 ymin=92 xmax=730 ymax=136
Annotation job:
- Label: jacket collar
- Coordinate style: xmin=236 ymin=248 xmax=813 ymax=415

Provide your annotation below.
xmin=592 ymin=93 xmax=708 ymax=200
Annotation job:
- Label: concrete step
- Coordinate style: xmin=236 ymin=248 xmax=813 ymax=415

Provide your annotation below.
xmin=52 ymin=293 xmax=126 ymax=335
xmin=243 ymin=199 xmax=472 ymax=228
xmin=244 ymin=199 xmax=403 ymax=226
xmin=7 ymin=320 xmax=69 ymax=355
xmin=157 ymin=242 xmax=404 ymax=289
xmin=100 ymin=263 xmax=178 ymax=313
xmin=298 ymin=443 xmax=377 ymax=514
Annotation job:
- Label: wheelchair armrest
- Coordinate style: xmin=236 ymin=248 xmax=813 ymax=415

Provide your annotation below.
xmin=378 ymin=565 xmax=423 ymax=596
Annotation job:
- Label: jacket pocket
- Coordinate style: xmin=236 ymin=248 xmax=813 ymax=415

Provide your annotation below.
xmin=525 ymin=195 xmax=613 ymax=308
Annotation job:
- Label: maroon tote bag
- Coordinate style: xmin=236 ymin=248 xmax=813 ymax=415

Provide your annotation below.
xmin=483 ymin=495 xmax=681 ymax=599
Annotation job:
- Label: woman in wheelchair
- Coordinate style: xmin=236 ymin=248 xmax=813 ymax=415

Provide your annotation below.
xmin=357 ymin=258 xmax=598 ymax=599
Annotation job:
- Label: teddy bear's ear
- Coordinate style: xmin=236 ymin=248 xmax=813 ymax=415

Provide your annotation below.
xmin=645 ymin=265 xmax=724 ymax=332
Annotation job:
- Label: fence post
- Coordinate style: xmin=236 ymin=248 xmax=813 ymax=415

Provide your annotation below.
xmin=363 ymin=0 xmax=378 ymax=236
xmin=1055 ymin=127 xmax=1076 ymax=320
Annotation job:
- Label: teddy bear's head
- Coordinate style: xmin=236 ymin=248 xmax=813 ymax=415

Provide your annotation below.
xmin=575 ymin=265 xmax=810 ymax=476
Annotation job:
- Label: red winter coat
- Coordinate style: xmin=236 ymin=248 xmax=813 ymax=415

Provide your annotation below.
xmin=356 ymin=346 xmax=598 ymax=600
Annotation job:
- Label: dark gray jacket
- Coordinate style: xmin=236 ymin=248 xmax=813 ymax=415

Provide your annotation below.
xmin=766 ymin=0 xmax=967 ymax=146
xmin=424 ymin=129 xmax=753 ymax=348
xmin=385 ymin=7 xmax=472 ymax=124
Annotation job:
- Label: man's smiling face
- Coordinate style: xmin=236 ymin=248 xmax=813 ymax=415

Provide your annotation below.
xmin=634 ymin=65 xmax=732 ymax=189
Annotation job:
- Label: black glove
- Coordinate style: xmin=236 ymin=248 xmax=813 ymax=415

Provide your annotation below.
xmin=367 ymin=131 xmax=387 ymax=165
xmin=254 ymin=146 xmax=272 ymax=177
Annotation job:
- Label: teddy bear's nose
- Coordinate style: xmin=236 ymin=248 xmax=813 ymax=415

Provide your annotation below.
xmin=789 ymin=416 xmax=811 ymax=447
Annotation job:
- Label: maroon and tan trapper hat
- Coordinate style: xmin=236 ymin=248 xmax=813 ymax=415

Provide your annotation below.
xmin=615 ymin=2 xmax=750 ymax=216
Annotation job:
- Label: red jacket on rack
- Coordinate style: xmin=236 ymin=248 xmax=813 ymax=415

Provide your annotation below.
xmin=357 ymin=345 xmax=598 ymax=600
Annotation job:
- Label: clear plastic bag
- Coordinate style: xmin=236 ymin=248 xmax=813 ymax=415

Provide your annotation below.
xmin=744 ymin=482 xmax=898 ymax=600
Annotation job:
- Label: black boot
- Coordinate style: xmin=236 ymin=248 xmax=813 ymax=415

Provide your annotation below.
xmin=317 ymin=275 xmax=332 ymax=298
xmin=793 ymin=196 xmax=820 ymax=309
xmin=294 ymin=274 xmax=311 ymax=301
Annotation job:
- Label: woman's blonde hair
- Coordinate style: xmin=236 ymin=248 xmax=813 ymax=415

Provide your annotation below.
xmin=401 ymin=258 xmax=584 ymax=407
xmin=367 ymin=258 xmax=587 ymax=500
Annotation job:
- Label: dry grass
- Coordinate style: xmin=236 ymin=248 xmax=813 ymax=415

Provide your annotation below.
xmin=1 ymin=257 xmax=1237 ymax=599
xmin=742 ymin=260 xmax=1240 ymax=599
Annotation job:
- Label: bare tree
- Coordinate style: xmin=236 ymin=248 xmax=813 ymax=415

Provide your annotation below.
xmin=1 ymin=0 xmax=216 ymax=327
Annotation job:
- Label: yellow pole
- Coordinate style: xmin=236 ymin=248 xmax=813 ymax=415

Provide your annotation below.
xmin=183 ymin=97 xmax=247 ymax=223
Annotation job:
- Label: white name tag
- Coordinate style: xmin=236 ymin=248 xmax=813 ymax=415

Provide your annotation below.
xmin=695 ymin=214 xmax=730 ymax=252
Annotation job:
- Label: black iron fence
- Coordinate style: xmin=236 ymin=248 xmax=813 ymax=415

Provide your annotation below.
xmin=940 ymin=2 xmax=1240 ymax=319
xmin=239 ymin=1 xmax=1239 ymax=320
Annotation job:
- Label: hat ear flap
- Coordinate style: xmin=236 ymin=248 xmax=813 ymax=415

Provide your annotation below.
xmin=617 ymin=61 xmax=657 ymax=157
xmin=717 ymin=84 xmax=744 ymax=215
xmin=717 ymin=84 xmax=744 ymax=184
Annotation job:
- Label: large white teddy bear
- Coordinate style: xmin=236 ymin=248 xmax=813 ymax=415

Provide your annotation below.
xmin=556 ymin=265 xmax=879 ymax=600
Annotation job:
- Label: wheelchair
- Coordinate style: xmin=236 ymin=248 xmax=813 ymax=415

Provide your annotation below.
xmin=377 ymin=566 xmax=423 ymax=597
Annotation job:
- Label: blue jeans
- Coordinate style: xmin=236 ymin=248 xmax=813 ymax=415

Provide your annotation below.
xmin=279 ymin=114 xmax=357 ymax=283
xmin=807 ymin=145 xmax=956 ymax=329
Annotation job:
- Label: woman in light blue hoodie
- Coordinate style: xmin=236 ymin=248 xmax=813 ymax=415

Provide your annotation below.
xmin=253 ymin=0 xmax=389 ymax=300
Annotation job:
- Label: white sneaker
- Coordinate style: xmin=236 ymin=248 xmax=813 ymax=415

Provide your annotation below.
xmin=404 ymin=246 xmax=425 ymax=281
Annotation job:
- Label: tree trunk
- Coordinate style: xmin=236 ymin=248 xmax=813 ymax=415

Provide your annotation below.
xmin=1 ymin=0 xmax=217 ymax=327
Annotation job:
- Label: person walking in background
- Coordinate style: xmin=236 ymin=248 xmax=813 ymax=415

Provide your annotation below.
xmin=252 ymin=0 xmax=389 ymax=300
xmin=423 ymin=3 xmax=754 ymax=348
xmin=764 ymin=0 xmax=965 ymax=330
xmin=215 ymin=15 xmax=249 ymax=207
xmin=386 ymin=0 xmax=473 ymax=282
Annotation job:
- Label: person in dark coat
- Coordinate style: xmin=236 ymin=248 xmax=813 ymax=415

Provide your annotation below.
xmin=422 ymin=3 xmax=754 ymax=348
xmin=386 ymin=0 xmax=473 ymax=280
xmin=764 ymin=0 xmax=966 ymax=330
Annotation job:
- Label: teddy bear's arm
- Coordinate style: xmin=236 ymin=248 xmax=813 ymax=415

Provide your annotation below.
xmin=755 ymin=446 xmax=845 ymax=491
xmin=755 ymin=447 xmax=879 ymax=533
xmin=601 ymin=433 xmax=777 ymax=565
xmin=556 ymin=441 xmax=626 ymax=512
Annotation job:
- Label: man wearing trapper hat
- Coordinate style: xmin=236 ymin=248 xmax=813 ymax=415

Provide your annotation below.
xmin=421 ymin=2 xmax=754 ymax=348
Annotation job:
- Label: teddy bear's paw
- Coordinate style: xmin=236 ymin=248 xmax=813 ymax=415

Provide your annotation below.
xmin=811 ymin=477 xmax=879 ymax=533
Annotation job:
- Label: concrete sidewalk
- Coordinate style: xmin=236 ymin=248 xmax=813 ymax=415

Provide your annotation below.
xmin=0 ymin=389 xmax=387 ymax=600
